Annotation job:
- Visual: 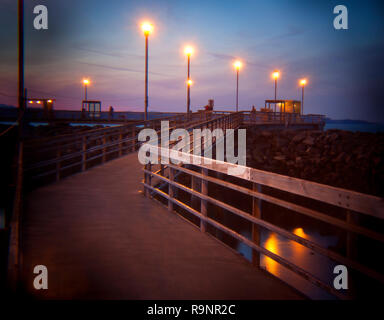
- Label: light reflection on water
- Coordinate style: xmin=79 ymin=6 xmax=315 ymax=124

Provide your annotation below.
xmin=237 ymin=227 xmax=339 ymax=299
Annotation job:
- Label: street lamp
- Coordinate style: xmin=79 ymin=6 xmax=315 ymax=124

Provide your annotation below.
xmin=184 ymin=46 xmax=194 ymax=117
xmin=141 ymin=22 xmax=153 ymax=121
xmin=299 ymin=78 xmax=307 ymax=115
xmin=82 ymin=78 xmax=90 ymax=101
xmin=233 ymin=60 xmax=242 ymax=112
xmin=272 ymin=70 xmax=280 ymax=101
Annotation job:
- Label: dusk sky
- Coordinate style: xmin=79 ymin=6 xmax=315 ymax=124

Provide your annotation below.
xmin=1 ymin=0 xmax=384 ymax=122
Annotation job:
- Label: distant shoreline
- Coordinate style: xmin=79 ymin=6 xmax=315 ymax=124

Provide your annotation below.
xmin=324 ymin=119 xmax=384 ymax=133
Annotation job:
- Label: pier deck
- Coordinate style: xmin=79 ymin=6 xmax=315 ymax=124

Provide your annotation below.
xmin=21 ymin=152 xmax=302 ymax=299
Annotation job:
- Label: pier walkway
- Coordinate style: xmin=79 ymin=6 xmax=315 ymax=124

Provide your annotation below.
xmin=21 ymin=152 xmax=302 ymax=299
xmin=11 ymin=111 xmax=383 ymax=300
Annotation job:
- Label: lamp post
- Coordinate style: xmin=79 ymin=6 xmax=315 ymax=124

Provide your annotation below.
xmin=184 ymin=46 xmax=193 ymax=118
xmin=18 ymin=0 xmax=24 ymax=135
xmin=300 ymin=79 xmax=307 ymax=115
xmin=234 ymin=60 xmax=242 ymax=112
xmin=83 ymin=79 xmax=90 ymax=101
xmin=141 ymin=22 xmax=153 ymax=121
xmin=272 ymin=70 xmax=279 ymax=101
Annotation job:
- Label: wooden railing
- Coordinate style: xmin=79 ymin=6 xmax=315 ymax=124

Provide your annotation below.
xmin=241 ymin=110 xmax=325 ymax=126
xmin=23 ymin=111 xmax=237 ymax=186
xmin=143 ymin=145 xmax=384 ymax=300
xmin=15 ymin=106 xmax=381 ymax=299
xmin=22 ymin=109 xmax=325 ymax=186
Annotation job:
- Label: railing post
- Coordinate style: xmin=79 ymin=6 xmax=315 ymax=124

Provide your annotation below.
xmin=82 ymin=136 xmax=87 ymax=171
xmin=144 ymin=163 xmax=152 ymax=198
xmin=168 ymin=167 xmax=174 ymax=211
xmin=131 ymin=127 xmax=136 ymax=152
xmin=191 ymin=169 xmax=200 ymax=210
xmin=252 ymin=183 xmax=262 ymax=267
xmin=200 ymin=168 xmax=208 ymax=232
xmin=119 ymin=130 xmax=123 ymax=157
xmin=56 ymin=147 xmax=61 ymax=181
xmin=102 ymin=133 xmax=107 ymax=163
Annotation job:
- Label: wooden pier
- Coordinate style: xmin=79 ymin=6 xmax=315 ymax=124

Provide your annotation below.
xmin=7 ymin=111 xmax=384 ymax=299
xmin=20 ymin=152 xmax=302 ymax=299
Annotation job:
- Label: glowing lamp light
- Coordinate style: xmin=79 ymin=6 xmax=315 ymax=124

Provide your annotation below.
xmin=47 ymin=99 xmax=52 ymax=103
xmin=141 ymin=22 xmax=153 ymax=36
xmin=234 ymin=60 xmax=242 ymax=70
xmin=29 ymin=100 xmax=33 ymax=104
xmin=187 ymin=79 xmax=193 ymax=86
xmin=300 ymin=79 xmax=307 ymax=86
xmin=184 ymin=46 xmax=194 ymax=56
xmin=272 ymin=71 xmax=280 ymax=79
xmin=37 ymin=101 xmax=41 ymax=104
xmin=83 ymin=79 xmax=90 ymax=85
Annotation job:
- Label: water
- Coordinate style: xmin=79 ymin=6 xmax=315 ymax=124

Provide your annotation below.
xmin=0 ymin=121 xmax=119 ymax=127
xmin=324 ymin=122 xmax=384 ymax=133
xmin=237 ymin=227 xmax=339 ymax=299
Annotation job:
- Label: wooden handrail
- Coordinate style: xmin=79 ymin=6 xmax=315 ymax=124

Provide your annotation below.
xmin=152 ymin=147 xmax=383 ymax=219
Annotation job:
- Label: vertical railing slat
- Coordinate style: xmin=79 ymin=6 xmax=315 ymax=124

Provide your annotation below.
xmin=81 ymin=136 xmax=87 ymax=171
xmin=252 ymin=183 xmax=262 ymax=267
xmin=168 ymin=167 xmax=174 ymax=211
xmin=200 ymin=167 xmax=208 ymax=232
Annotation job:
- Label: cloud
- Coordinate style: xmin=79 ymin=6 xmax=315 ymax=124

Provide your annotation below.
xmin=207 ymin=52 xmax=272 ymax=71
xmin=73 ymin=45 xmax=142 ymax=59
xmin=76 ymin=61 xmax=171 ymax=77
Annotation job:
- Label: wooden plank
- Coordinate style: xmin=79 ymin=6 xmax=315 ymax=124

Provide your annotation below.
xmin=168 ymin=167 xmax=174 ymax=211
xmin=201 ymin=168 xmax=208 ymax=232
xmin=248 ymin=168 xmax=384 ymax=219
xmin=191 ymin=173 xmax=200 ymax=210
xmin=252 ymin=183 xmax=261 ymax=267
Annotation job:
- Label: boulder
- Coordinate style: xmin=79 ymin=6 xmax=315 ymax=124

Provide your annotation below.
xmin=292 ymin=131 xmax=307 ymax=143
xmin=302 ymin=136 xmax=315 ymax=146
xmin=261 ymin=130 xmax=272 ymax=138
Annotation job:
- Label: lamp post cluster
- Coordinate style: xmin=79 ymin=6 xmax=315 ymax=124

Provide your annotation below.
xmin=80 ymin=21 xmax=310 ymax=120
xmin=270 ymin=71 xmax=307 ymax=115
